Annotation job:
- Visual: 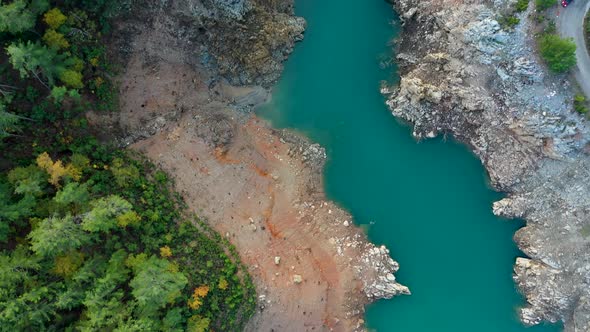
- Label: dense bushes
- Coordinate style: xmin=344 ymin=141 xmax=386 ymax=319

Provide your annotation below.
xmin=538 ymin=34 xmax=577 ymax=73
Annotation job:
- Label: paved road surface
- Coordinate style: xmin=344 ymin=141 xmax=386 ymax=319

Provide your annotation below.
xmin=557 ymin=0 xmax=590 ymax=97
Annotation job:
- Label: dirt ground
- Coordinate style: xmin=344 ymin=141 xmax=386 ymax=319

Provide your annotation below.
xmin=133 ymin=110 xmax=365 ymax=331
xmin=89 ymin=10 xmax=407 ymax=331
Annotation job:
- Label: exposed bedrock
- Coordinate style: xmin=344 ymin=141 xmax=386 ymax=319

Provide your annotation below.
xmin=388 ymin=0 xmax=590 ymax=330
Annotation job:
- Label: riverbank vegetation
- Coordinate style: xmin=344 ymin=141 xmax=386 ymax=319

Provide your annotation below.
xmin=0 ymin=1 xmax=256 ymax=330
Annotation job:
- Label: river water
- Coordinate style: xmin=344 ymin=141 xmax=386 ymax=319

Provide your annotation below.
xmin=257 ymin=0 xmax=561 ymax=331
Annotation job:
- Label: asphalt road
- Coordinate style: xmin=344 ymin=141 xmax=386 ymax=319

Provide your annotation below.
xmin=557 ymin=0 xmax=590 ymax=97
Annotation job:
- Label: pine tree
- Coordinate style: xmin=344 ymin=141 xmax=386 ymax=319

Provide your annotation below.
xmin=0 ymin=102 xmax=19 ymax=140
xmin=0 ymin=0 xmax=36 ymax=34
xmin=130 ymin=256 xmax=188 ymax=314
xmin=6 ymin=41 xmax=68 ymax=87
xmin=53 ymin=182 xmax=91 ymax=207
xmin=79 ymin=250 xmax=131 ymax=330
xmin=82 ymin=195 xmax=134 ymax=233
xmin=28 ymin=215 xmax=90 ymax=257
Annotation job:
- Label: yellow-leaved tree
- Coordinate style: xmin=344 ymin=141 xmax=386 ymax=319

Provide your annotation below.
xmin=36 ymin=152 xmax=83 ymax=186
xmin=43 ymin=8 xmax=67 ymax=29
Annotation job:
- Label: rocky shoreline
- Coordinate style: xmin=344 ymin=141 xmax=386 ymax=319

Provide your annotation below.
xmin=388 ymin=0 xmax=590 ymax=330
xmin=92 ymin=0 xmax=409 ymax=330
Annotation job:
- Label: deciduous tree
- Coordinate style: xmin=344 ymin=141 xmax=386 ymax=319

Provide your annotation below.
xmin=539 ymin=34 xmax=577 ymax=73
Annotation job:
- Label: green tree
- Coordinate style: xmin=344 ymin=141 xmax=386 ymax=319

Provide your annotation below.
xmin=130 ymin=256 xmax=188 ymax=314
xmin=0 ymin=102 xmax=19 ymax=140
xmin=574 ymin=93 xmax=589 ymax=114
xmin=6 ymin=41 xmax=68 ymax=87
xmin=515 ymin=0 xmax=529 ymax=12
xmin=0 ymin=167 xmax=45 ymax=241
xmin=54 ymin=256 xmax=107 ymax=311
xmin=28 ymin=214 xmax=90 ymax=257
xmin=82 ymin=195 xmax=133 ymax=232
xmin=49 ymin=86 xmax=68 ymax=104
xmin=0 ymin=246 xmax=40 ymax=297
xmin=0 ymin=0 xmax=35 ymax=34
xmin=539 ymin=34 xmax=577 ymax=72
xmin=0 ymin=0 xmax=49 ymax=34
xmin=162 ymin=308 xmax=185 ymax=332
xmin=0 ymin=246 xmax=48 ymax=329
xmin=54 ymin=181 xmax=91 ymax=207
xmin=0 ymin=280 xmax=57 ymax=329
xmin=79 ymin=250 xmax=131 ymax=330
xmin=0 ymin=186 xmax=35 ymax=238
xmin=7 ymin=165 xmax=46 ymax=196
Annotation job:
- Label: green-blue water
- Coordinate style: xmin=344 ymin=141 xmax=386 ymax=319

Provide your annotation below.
xmin=257 ymin=0 xmax=561 ymax=331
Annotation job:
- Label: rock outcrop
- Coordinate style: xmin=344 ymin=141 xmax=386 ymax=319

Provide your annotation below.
xmin=112 ymin=0 xmax=304 ymax=87
xmin=388 ymin=0 xmax=590 ymax=330
xmin=164 ymin=0 xmax=305 ymax=86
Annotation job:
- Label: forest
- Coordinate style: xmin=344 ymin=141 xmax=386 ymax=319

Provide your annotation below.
xmin=0 ymin=1 xmax=256 ymax=331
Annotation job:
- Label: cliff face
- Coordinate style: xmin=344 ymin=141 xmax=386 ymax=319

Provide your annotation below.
xmin=110 ymin=0 xmax=304 ymax=87
xmin=158 ymin=0 xmax=306 ymax=86
xmin=388 ymin=0 xmax=590 ymax=330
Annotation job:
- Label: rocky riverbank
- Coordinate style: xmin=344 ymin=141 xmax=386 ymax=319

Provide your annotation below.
xmin=90 ymin=0 xmax=408 ymax=331
xmin=387 ymin=1 xmax=590 ymax=330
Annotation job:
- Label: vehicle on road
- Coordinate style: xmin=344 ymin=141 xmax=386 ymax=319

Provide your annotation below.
xmin=562 ymin=0 xmax=572 ymax=7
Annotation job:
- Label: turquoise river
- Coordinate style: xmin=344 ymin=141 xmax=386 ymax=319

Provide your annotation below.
xmin=257 ymin=0 xmax=562 ymax=331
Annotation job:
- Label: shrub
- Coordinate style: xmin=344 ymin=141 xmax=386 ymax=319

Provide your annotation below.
xmin=544 ymin=21 xmax=557 ymax=34
xmin=539 ymin=34 xmax=577 ymax=72
xmin=574 ymin=94 xmax=589 ymax=114
xmin=515 ymin=0 xmax=529 ymax=12
xmin=534 ymin=14 xmax=546 ymax=23
xmin=535 ymin=0 xmax=555 ymax=11
xmin=500 ymin=15 xmax=521 ymax=29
